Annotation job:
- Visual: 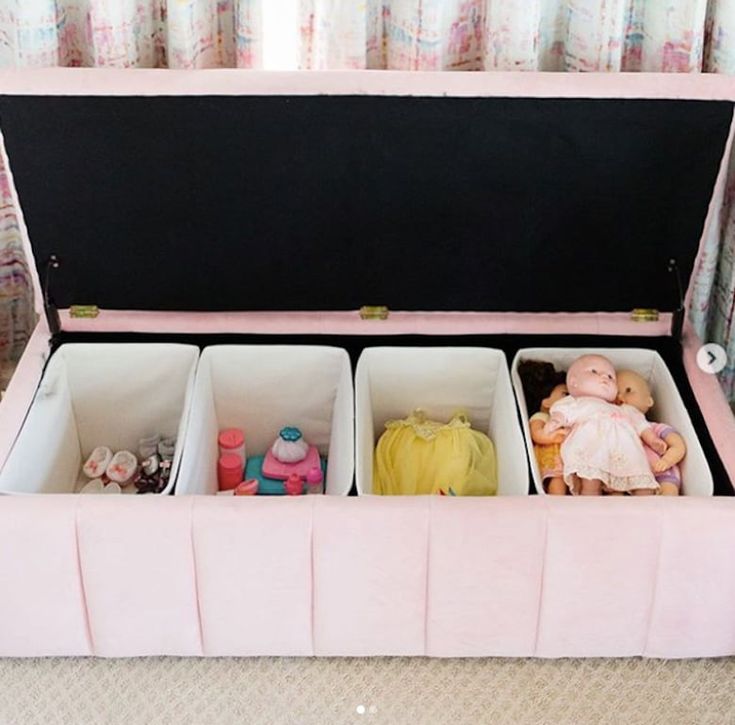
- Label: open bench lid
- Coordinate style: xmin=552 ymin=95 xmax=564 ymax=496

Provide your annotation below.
xmin=0 ymin=70 xmax=733 ymax=324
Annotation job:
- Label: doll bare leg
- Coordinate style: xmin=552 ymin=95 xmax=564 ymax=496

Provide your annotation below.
xmin=631 ymin=488 xmax=656 ymax=496
xmin=546 ymin=476 xmax=567 ymax=495
xmin=659 ymin=482 xmax=679 ymax=496
xmin=579 ymin=478 xmax=603 ymax=496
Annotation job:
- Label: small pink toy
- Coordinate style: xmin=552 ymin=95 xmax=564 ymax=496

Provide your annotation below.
xmin=306 ymin=466 xmax=324 ymax=494
xmin=544 ymin=354 xmax=661 ymax=496
xmin=284 ymin=473 xmax=304 ymax=496
xmin=262 ymin=427 xmax=321 ymax=480
xmin=234 ymin=479 xmax=259 ymax=496
xmin=307 ymin=466 xmax=323 ymax=483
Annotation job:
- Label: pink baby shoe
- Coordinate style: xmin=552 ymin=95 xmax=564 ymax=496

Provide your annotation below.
xmin=106 ymin=450 xmax=139 ymax=486
xmin=82 ymin=446 xmax=113 ymax=479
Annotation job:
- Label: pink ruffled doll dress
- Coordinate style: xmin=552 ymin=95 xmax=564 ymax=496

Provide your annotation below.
xmin=550 ymin=396 xmax=659 ymax=493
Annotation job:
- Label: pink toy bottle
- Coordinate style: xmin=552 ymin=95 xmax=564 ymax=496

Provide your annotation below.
xmin=218 ymin=453 xmax=243 ymax=491
xmin=218 ymin=428 xmax=246 ymax=466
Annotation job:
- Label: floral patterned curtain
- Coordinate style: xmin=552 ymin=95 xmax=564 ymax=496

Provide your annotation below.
xmin=2 ymin=0 xmax=735 ymax=401
xmin=299 ymin=0 xmax=735 ymax=72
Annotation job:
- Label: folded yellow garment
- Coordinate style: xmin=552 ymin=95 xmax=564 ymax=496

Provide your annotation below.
xmin=373 ymin=410 xmax=498 ymax=496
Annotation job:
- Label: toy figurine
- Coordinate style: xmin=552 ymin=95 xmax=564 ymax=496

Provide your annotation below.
xmin=616 ymin=370 xmax=685 ymax=496
xmin=262 ymin=426 xmax=321 ymax=480
xmin=517 ymin=360 xmax=569 ymax=495
xmin=271 ymin=427 xmax=309 ymax=463
xmin=544 ymin=355 xmax=663 ymax=496
xmin=284 ymin=473 xmax=304 ymax=496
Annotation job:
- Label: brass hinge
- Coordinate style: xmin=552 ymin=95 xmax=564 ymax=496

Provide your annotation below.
xmin=630 ymin=308 xmax=660 ymax=323
xmin=69 ymin=305 xmax=100 ymax=319
xmin=359 ymin=305 xmax=390 ymax=320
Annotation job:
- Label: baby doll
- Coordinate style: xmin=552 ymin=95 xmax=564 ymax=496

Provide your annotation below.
xmin=518 ymin=360 xmax=569 ymax=495
xmin=616 ymin=369 xmax=685 ymax=496
xmin=543 ymin=354 xmax=663 ymax=496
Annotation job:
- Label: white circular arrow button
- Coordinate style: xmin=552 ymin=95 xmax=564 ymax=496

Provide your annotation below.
xmin=697 ymin=343 xmax=727 ymax=375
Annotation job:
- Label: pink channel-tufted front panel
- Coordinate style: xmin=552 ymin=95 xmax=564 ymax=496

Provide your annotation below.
xmin=1 ymin=495 xmax=735 ymax=658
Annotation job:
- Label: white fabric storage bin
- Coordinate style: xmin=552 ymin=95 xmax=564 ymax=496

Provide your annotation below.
xmin=355 ymin=347 xmax=529 ymax=496
xmin=0 ymin=343 xmax=199 ymax=495
xmin=176 ymin=345 xmax=354 ymax=496
xmin=511 ymin=348 xmax=713 ymax=496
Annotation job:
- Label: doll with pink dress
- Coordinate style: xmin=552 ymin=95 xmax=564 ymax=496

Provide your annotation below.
xmin=543 ymin=354 xmax=663 ymax=496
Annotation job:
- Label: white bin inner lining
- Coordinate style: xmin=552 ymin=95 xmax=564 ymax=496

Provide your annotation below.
xmin=355 ymin=347 xmax=529 ymax=496
xmin=0 ymin=343 xmax=199 ymax=494
xmin=176 ymin=345 xmax=354 ymax=496
xmin=511 ymin=348 xmax=713 ymax=496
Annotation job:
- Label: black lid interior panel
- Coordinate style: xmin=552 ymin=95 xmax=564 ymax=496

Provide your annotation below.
xmin=0 ymin=95 xmax=732 ymax=313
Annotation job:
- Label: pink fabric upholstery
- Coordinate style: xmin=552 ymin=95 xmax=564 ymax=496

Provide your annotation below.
xmin=682 ymin=322 xmax=735 ymax=489
xmin=0 ymin=318 xmax=47 ymax=466
xmin=77 ymin=496 xmax=201 ymax=657
xmin=535 ymin=498 xmax=661 ymax=657
xmin=0 ymin=496 xmax=90 ymax=656
xmin=0 ymin=495 xmax=734 ymax=658
xmin=58 ymin=309 xmax=673 ymax=338
xmin=645 ymin=498 xmax=735 ymax=658
xmin=313 ymin=496 xmax=429 ymax=656
xmin=427 ymin=496 xmax=546 ymax=657
xmin=193 ymin=496 xmax=313 ymax=656
xmin=0 ymin=68 xmax=734 ymax=101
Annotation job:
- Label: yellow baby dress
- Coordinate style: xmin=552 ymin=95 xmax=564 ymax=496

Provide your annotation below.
xmin=373 ymin=410 xmax=498 ymax=496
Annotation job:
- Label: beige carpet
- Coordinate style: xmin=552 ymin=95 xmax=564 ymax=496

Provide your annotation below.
xmin=0 ymin=656 xmax=734 ymax=725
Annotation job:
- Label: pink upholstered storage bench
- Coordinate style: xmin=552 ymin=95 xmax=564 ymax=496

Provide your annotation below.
xmin=0 ymin=69 xmax=734 ymax=659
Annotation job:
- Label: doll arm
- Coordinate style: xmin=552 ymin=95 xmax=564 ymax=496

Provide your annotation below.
xmin=530 ymin=418 xmax=568 ymax=446
xmin=641 ymin=427 xmax=668 ymax=456
xmin=622 ymin=405 xmax=668 ymax=455
xmin=652 ymin=431 xmax=686 ymax=473
xmin=542 ymin=397 xmax=575 ymax=436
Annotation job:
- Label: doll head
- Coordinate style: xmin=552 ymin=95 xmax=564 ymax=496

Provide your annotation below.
xmin=518 ymin=360 xmax=567 ymax=414
xmin=566 ymin=354 xmax=617 ymax=402
xmin=616 ymin=369 xmax=654 ymax=414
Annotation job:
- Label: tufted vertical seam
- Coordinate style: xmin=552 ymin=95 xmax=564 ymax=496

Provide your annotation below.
xmin=190 ymin=496 xmax=205 ymax=656
xmin=73 ymin=497 xmax=95 ymax=656
xmin=532 ymin=497 xmax=551 ymax=656
xmin=641 ymin=504 xmax=666 ymax=657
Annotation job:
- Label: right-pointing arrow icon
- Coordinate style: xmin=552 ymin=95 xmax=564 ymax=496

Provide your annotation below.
xmin=697 ymin=343 xmax=727 ymax=375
